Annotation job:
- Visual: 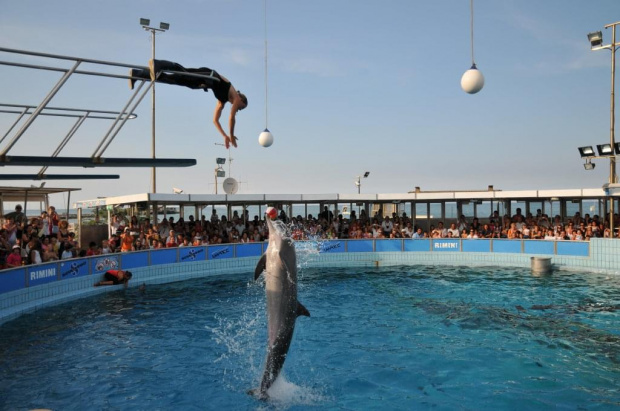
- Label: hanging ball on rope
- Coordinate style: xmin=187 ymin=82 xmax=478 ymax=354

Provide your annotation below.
xmin=461 ymin=64 xmax=485 ymax=94
xmin=258 ymin=128 xmax=274 ymax=147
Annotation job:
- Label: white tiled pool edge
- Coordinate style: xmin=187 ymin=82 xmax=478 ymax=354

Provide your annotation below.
xmin=1 ymin=238 xmax=618 ymax=325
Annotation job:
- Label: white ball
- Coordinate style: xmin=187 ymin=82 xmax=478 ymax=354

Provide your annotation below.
xmin=258 ymin=129 xmax=274 ymax=147
xmin=461 ymin=66 xmax=485 ymax=94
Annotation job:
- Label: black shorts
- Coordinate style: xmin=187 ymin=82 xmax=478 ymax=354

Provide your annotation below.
xmin=104 ymin=272 xmax=123 ymax=285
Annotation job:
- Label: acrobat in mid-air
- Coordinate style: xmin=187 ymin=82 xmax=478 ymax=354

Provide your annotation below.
xmin=129 ymin=60 xmax=248 ymax=149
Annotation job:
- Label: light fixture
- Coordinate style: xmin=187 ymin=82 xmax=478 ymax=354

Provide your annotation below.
xmin=160 ymin=22 xmax=170 ymax=30
xmin=584 ymin=159 xmax=596 ymax=170
xmin=363 ymin=171 xmax=370 ymax=178
xmin=588 ymin=31 xmax=603 ymax=49
xmin=216 ymin=157 xmax=226 ymax=165
xmin=140 ymin=18 xmax=150 ymax=26
xmin=597 ymin=144 xmax=614 ymax=156
xmin=578 ymin=146 xmax=595 ymax=157
xmin=614 ymin=142 xmax=620 ymax=154
xmin=216 ymin=170 xmax=226 ymax=178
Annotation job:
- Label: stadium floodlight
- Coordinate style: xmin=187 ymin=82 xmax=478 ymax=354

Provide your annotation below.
xmin=578 ymin=146 xmax=595 ymax=158
xmin=588 ymin=31 xmax=603 ymax=49
xmin=597 ymin=144 xmax=614 ymax=156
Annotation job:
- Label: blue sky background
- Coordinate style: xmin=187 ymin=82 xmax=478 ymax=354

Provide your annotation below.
xmin=1 ymin=0 xmax=620 ymax=205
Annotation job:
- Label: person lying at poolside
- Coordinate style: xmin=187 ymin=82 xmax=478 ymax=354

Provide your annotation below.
xmin=94 ymin=269 xmax=133 ymax=287
xmin=129 ymin=60 xmax=248 ymax=149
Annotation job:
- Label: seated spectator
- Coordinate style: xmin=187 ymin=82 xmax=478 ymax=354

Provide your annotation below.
xmin=61 ymin=243 xmax=75 ymax=259
xmin=507 ymin=223 xmax=519 ymax=239
xmin=479 ymin=224 xmax=492 ymax=238
xmin=6 ymin=245 xmax=23 ymax=267
xmin=447 ymin=223 xmax=459 ymax=238
xmin=436 ymin=222 xmax=448 ymax=238
xmin=466 ymin=229 xmax=479 ymax=239
xmin=179 ymin=236 xmax=191 ymax=247
xmin=166 ymin=230 xmax=178 ymax=247
xmin=86 ymin=241 xmax=102 ymax=256
xmin=42 ymin=243 xmax=59 ymax=262
xmin=101 ymin=240 xmax=112 ymax=254
xmin=29 ymin=239 xmax=43 ymax=265
xmin=544 ymin=229 xmax=555 ymax=240
xmin=381 ymin=216 xmax=394 ymax=236
xmin=389 ymin=228 xmax=402 ymax=239
xmin=402 ymin=222 xmax=414 ymax=238
xmin=134 ymin=240 xmax=149 ymax=250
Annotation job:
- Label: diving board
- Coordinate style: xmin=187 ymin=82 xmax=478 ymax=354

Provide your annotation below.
xmin=0 ymin=174 xmax=120 ymax=180
xmin=0 ymin=47 xmax=200 ymax=182
xmin=0 ymin=156 xmax=196 ymax=167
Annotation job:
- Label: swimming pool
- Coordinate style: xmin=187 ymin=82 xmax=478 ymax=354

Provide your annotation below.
xmin=1 ymin=265 xmax=619 ymax=410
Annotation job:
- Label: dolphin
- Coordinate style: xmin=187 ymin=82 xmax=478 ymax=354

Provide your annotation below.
xmin=251 ymin=217 xmax=310 ymax=399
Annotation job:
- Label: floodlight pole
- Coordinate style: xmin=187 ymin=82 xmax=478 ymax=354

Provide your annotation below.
xmin=141 ymin=20 xmax=169 ymax=194
xmin=588 ymin=21 xmax=620 ymax=238
xmin=609 ymin=22 xmax=617 ymax=236
xmin=214 ymin=168 xmax=219 ymax=194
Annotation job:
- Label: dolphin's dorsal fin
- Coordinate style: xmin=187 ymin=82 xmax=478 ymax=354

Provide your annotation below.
xmin=297 ymin=302 xmax=310 ymax=317
xmin=254 ymin=254 xmax=267 ymax=281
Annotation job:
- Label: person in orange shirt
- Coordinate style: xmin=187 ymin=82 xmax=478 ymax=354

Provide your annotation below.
xmin=120 ymin=228 xmax=135 ymax=252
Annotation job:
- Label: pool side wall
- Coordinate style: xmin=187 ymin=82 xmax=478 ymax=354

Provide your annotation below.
xmin=0 ymin=238 xmax=615 ymax=325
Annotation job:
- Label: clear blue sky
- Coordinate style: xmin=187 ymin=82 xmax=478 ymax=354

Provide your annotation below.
xmin=1 ymin=0 xmax=619 ymax=206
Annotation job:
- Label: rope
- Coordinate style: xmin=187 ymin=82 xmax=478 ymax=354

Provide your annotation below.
xmin=264 ymin=0 xmax=269 ymax=129
xmin=470 ymin=0 xmax=475 ymax=66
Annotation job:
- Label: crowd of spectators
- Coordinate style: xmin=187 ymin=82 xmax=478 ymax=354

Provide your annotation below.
xmin=0 ymin=205 xmax=82 ymax=269
xmin=103 ymin=206 xmax=613 ymax=252
xmin=1 ymin=204 xmax=615 ymax=270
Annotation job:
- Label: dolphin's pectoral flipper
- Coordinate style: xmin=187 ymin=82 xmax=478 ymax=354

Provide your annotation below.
xmin=254 ymin=254 xmax=267 ymax=281
xmin=297 ymin=302 xmax=310 ymax=317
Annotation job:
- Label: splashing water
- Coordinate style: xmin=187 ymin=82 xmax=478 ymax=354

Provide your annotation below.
xmin=205 ymin=280 xmax=265 ymax=393
xmin=262 ymin=372 xmax=329 ymax=409
xmin=267 ymin=218 xmax=326 ymax=273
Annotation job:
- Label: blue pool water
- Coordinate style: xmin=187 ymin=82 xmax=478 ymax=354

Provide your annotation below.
xmin=1 ymin=265 xmax=620 ymax=410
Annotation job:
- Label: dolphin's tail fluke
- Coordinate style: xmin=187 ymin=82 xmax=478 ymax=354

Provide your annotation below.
xmin=297 ymin=302 xmax=310 ymax=317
